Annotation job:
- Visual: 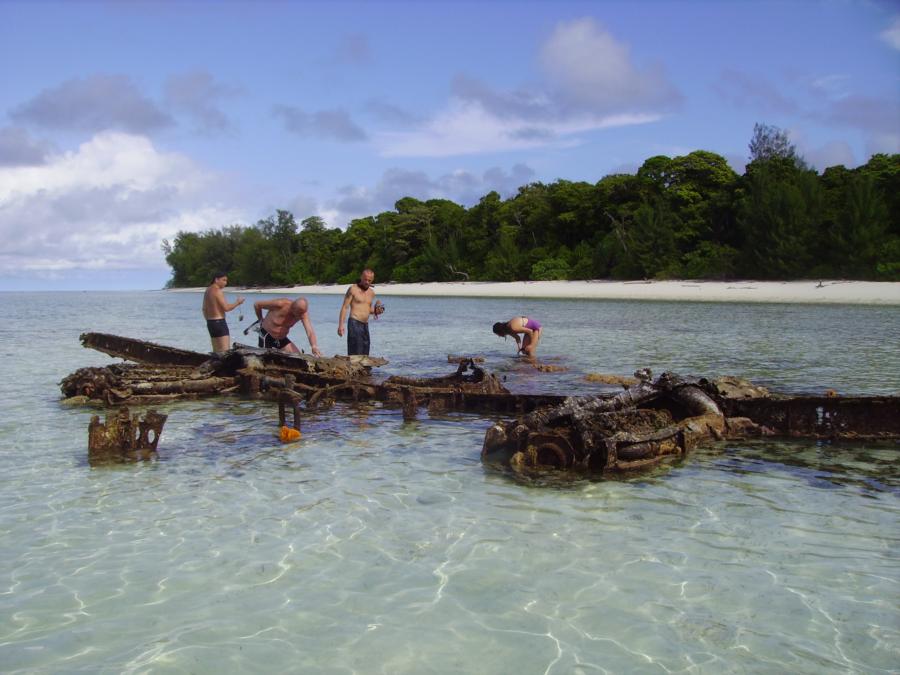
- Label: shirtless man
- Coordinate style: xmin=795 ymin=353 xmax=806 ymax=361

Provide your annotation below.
xmin=202 ymin=272 xmax=244 ymax=353
xmin=254 ymin=297 xmax=323 ymax=356
xmin=337 ymin=268 xmax=384 ymax=355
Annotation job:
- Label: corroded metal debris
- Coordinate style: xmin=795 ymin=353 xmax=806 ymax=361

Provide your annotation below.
xmin=62 ymin=333 xmax=544 ymax=412
xmin=88 ymin=406 xmax=167 ymax=464
xmin=82 ymin=332 xmax=209 ymax=367
xmin=62 ymin=334 xmax=900 ymax=475
xmin=482 ymin=370 xmax=900 ymax=475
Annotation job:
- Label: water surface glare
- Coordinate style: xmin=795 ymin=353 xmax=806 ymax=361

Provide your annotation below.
xmin=1 ymin=291 xmax=898 ymax=673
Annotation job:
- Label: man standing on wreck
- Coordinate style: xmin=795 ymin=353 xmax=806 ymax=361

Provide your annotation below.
xmin=254 ymin=297 xmax=323 ymax=356
xmin=337 ymin=268 xmax=384 ymax=355
xmin=202 ymin=272 xmax=244 ymax=353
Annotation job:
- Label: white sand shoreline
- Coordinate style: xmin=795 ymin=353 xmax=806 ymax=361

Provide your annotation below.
xmin=169 ymin=280 xmax=900 ymax=305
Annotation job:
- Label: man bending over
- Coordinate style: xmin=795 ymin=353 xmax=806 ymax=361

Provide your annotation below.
xmin=254 ymin=297 xmax=322 ymax=357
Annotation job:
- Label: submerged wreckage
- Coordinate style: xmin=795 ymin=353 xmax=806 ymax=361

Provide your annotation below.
xmin=62 ymin=333 xmax=900 ymax=473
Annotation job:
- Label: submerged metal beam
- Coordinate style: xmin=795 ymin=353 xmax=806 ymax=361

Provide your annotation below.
xmin=722 ymin=395 xmax=900 ymax=440
xmin=81 ymin=332 xmax=210 ymax=367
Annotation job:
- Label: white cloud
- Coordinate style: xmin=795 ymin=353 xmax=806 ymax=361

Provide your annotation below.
xmin=321 ymin=163 xmax=536 ymax=228
xmin=880 ymin=16 xmax=900 ymax=50
xmin=10 ymin=74 xmax=173 ymax=134
xmin=713 ymin=69 xmax=798 ymax=113
xmin=539 ymin=18 xmax=681 ymax=114
xmin=0 ymin=132 xmax=244 ymax=277
xmin=164 ymin=70 xmax=241 ymax=135
xmin=0 ymin=127 xmax=53 ymax=167
xmin=273 ymin=105 xmax=368 ymax=142
xmin=803 ymin=140 xmax=857 ymax=170
xmin=809 ymin=74 xmax=851 ymax=100
xmin=0 ymin=133 xmax=201 ymax=199
xmin=866 ymin=132 xmax=900 ymax=157
xmin=374 ymin=18 xmax=674 ymax=158
xmin=377 ymin=99 xmax=657 ymax=157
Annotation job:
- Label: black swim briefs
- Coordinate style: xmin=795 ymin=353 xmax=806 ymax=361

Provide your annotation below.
xmin=259 ymin=330 xmax=293 ymax=350
xmin=206 ymin=318 xmax=229 ymax=338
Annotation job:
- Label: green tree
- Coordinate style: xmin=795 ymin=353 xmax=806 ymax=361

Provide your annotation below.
xmin=293 ymin=216 xmax=343 ymax=283
xmin=461 ymin=191 xmax=503 ymax=279
xmin=483 ymin=224 xmax=525 ymax=280
xmin=505 ymin=183 xmax=553 ymax=251
xmin=666 ymin=150 xmax=739 ymax=248
xmin=337 ymin=215 xmax=382 ymax=281
xmin=836 ymin=175 xmax=892 ymax=278
xmin=163 ymin=232 xmax=206 ymax=287
xmin=737 ymin=160 xmax=821 ymax=278
xmin=749 ymin=122 xmax=803 ymax=166
xmin=162 ymin=226 xmax=243 ymax=287
xmin=681 ymin=241 xmax=739 ymax=279
xmin=232 ymin=226 xmax=278 ymax=286
xmin=636 ymin=155 xmax=674 ymax=194
xmin=258 ymin=210 xmax=299 ymax=284
xmin=856 ymin=154 xmax=900 ymax=236
xmin=548 ymin=180 xmax=599 ymax=249
xmin=611 ymin=199 xmax=681 ymax=279
xmin=531 ymin=253 xmax=572 ymax=280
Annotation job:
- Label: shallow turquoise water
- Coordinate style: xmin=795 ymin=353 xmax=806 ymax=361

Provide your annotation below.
xmin=1 ymin=291 xmax=898 ymax=673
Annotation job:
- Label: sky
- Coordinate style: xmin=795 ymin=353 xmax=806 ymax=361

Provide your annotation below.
xmin=0 ymin=0 xmax=898 ymax=291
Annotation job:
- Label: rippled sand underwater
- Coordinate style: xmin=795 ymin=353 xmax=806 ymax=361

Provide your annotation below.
xmin=1 ymin=291 xmax=898 ymax=673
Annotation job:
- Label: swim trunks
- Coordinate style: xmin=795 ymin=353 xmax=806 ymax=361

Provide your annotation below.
xmin=524 ymin=317 xmax=542 ymax=331
xmin=259 ymin=329 xmax=293 ymax=350
xmin=347 ymin=317 xmax=370 ymax=356
xmin=206 ymin=318 xmax=229 ymax=338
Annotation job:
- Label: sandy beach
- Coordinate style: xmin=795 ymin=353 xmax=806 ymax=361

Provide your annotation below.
xmin=171 ymin=280 xmax=900 ymax=305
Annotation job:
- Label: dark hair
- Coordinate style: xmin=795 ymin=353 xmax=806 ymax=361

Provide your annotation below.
xmin=492 ymin=321 xmax=508 ymax=337
xmin=211 ymin=271 xmax=227 ymax=283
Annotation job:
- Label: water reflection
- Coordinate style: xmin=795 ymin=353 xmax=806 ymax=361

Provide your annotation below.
xmin=701 ymin=440 xmax=900 ymax=495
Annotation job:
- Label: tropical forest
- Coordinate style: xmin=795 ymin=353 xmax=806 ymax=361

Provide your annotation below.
xmin=163 ymin=125 xmax=900 ymax=286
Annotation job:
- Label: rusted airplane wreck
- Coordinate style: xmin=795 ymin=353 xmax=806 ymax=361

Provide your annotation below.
xmin=62 ymin=333 xmax=900 ymax=474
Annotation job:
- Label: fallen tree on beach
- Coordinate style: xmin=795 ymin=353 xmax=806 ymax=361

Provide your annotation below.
xmin=61 ymin=333 xmax=900 ymax=474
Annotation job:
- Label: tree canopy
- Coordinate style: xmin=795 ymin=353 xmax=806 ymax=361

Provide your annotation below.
xmin=164 ymin=126 xmax=900 ymax=286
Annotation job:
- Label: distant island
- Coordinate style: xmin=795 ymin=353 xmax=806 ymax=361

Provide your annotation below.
xmin=163 ymin=125 xmax=900 ymax=287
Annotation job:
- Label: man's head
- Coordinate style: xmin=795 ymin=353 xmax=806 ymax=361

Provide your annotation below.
xmin=212 ymin=272 xmax=228 ymax=287
xmin=358 ymin=268 xmax=375 ymax=290
xmin=290 ymin=298 xmax=308 ymax=317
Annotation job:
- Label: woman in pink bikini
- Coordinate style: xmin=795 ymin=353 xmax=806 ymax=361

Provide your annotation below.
xmin=492 ymin=316 xmax=542 ymax=358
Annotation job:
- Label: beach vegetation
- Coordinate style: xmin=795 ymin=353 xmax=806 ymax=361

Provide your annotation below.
xmin=163 ymin=127 xmax=900 ymax=286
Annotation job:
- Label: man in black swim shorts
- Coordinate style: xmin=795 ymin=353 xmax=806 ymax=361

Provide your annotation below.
xmin=201 ymin=272 xmax=244 ymax=353
xmin=258 ymin=331 xmax=293 ymax=350
xmin=337 ymin=268 xmax=384 ymax=355
xmin=253 ymin=296 xmax=322 ymax=356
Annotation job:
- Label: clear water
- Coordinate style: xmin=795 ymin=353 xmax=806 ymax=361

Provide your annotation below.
xmin=1 ymin=291 xmax=898 ymax=674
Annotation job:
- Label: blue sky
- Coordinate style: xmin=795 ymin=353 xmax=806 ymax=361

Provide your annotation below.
xmin=1 ymin=0 xmax=898 ymax=290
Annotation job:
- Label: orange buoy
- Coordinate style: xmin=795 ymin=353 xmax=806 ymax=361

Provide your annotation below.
xmin=280 ymin=425 xmax=301 ymax=442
